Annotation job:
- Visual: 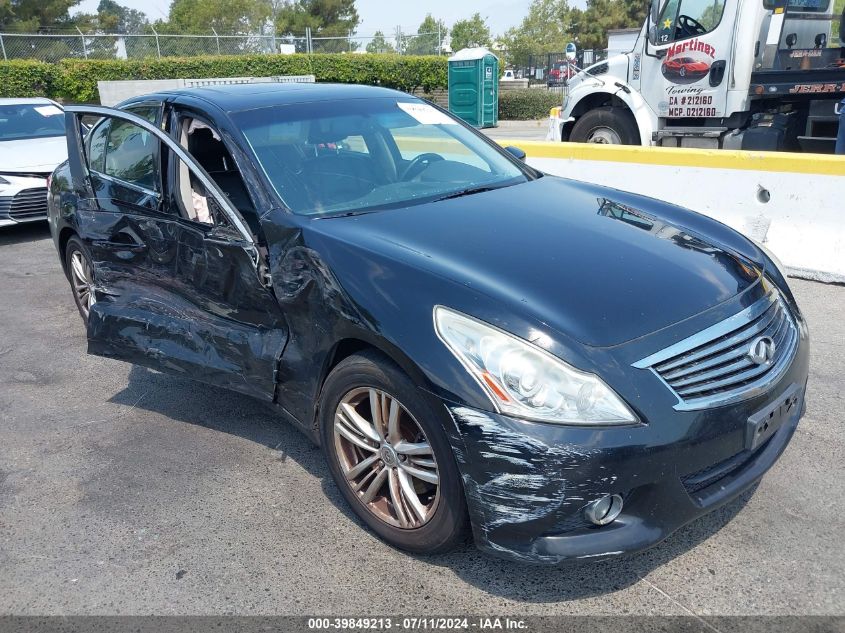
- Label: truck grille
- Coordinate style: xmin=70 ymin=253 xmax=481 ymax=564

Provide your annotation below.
xmin=634 ymin=291 xmax=798 ymax=410
xmin=8 ymin=188 xmax=48 ymax=220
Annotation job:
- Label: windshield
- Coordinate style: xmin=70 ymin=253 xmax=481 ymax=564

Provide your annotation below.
xmin=0 ymin=103 xmax=65 ymax=142
xmin=233 ymin=98 xmax=529 ymax=217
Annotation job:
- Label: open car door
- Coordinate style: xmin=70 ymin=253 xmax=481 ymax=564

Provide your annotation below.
xmin=63 ymin=105 xmax=287 ymax=402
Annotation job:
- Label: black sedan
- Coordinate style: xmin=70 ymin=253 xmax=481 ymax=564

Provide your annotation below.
xmin=48 ymin=83 xmax=809 ymax=564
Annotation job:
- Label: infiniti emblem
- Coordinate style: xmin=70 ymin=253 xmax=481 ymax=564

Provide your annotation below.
xmin=748 ymin=336 xmax=776 ymax=366
xmin=380 ymin=444 xmax=399 ymax=467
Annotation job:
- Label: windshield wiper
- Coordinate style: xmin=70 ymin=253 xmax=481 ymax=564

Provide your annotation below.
xmin=433 ymin=185 xmax=500 ymax=202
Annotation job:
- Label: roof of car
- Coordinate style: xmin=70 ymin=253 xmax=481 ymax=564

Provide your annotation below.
xmin=0 ymin=97 xmax=59 ymax=106
xmin=154 ymin=82 xmax=412 ymax=113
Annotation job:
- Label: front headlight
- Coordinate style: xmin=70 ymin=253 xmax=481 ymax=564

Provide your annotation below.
xmin=434 ymin=306 xmax=637 ymax=425
xmin=0 ymin=176 xmax=9 ymax=186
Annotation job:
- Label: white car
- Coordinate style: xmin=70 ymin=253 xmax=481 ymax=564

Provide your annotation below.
xmin=0 ymin=98 xmax=67 ymax=227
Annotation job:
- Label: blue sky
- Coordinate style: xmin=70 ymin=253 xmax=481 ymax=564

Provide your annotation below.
xmin=72 ymin=0 xmax=549 ymax=36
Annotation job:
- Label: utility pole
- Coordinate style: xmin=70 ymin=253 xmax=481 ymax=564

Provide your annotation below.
xmin=211 ymin=27 xmax=220 ymax=55
xmin=151 ymin=24 xmax=161 ymax=58
xmin=76 ymin=26 xmax=88 ymax=59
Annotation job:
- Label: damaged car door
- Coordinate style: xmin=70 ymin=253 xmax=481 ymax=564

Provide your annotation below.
xmin=63 ymin=105 xmax=287 ymax=401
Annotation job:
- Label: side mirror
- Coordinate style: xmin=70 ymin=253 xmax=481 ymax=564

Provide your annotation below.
xmin=504 ymin=145 xmax=527 ymax=160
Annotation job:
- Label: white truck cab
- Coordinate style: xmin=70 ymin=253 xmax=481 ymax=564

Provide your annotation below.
xmin=550 ymin=0 xmax=845 ymax=152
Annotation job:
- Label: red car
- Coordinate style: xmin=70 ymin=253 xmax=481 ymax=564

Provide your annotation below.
xmin=662 ymin=56 xmax=710 ymax=78
xmin=547 ymin=62 xmax=576 ymax=86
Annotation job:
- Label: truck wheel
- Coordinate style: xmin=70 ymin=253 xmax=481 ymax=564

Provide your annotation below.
xmin=569 ymin=107 xmax=640 ymax=145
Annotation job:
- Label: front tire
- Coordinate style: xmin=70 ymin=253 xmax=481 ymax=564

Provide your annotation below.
xmin=569 ymin=107 xmax=640 ymax=145
xmin=318 ymin=351 xmax=468 ymax=554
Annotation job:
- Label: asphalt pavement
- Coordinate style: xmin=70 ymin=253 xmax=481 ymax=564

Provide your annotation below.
xmin=0 ymin=221 xmax=843 ymax=616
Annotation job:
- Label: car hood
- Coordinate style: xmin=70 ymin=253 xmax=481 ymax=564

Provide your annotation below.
xmin=311 ymin=176 xmax=764 ymax=347
xmin=0 ymin=136 xmax=67 ymax=173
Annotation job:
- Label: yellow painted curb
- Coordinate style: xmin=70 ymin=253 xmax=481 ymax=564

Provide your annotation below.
xmin=498 ymin=140 xmax=845 ymax=177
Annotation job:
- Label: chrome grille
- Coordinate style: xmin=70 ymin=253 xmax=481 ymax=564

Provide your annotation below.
xmin=634 ymin=292 xmax=798 ymax=410
xmin=8 ymin=187 xmax=48 ymax=220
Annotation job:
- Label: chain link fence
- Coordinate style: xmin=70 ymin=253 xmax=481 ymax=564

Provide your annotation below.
xmin=0 ymin=29 xmax=447 ymax=62
xmin=511 ymin=50 xmax=609 ymax=86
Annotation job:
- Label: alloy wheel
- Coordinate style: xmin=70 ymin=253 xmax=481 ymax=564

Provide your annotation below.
xmin=69 ymin=250 xmax=95 ymax=317
xmin=333 ymin=387 xmax=440 ymax=529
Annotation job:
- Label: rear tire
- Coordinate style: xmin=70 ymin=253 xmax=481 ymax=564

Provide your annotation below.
xmin=319 ymin=351 xmax=468 ymax=554
xmin=64 ymin=236 xmax=95 ymax=324
xmin=570 ymin=107 xmax=640 ymax=145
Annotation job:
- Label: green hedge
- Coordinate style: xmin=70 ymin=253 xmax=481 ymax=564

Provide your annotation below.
xmin=0 ymin=61 xmax=56 ymax=98
xmin=498 ymin=89 xmax=562 ymax=121
xmin=0 ymin=53 xmax=448 ymax=102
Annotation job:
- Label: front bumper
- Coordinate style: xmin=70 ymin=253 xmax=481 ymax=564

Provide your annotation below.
xmin=446 ymin=330 xmax=809 ymax=565
xmin=0 ymin=175 xmax=49 ymax=227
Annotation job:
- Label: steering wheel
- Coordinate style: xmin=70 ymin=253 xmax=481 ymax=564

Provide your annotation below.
xmin=401 ymin=153 xmax=444 ymax=180
xmin=677 ymin=14 xmax=707 ymax=37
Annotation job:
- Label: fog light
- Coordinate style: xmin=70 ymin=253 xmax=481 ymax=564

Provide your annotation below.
xmin=585 ymin=494 xmax=623 ymax=526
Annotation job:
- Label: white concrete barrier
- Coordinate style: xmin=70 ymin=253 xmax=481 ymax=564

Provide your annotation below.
xmin=505 ymin=142 xmax=845 ymax=283
xmin=97 ymin=75 xmax=315 ymax=107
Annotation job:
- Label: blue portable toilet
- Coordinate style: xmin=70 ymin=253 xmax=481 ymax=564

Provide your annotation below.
xmin=448 ymin=47 xmax=499 ymax=128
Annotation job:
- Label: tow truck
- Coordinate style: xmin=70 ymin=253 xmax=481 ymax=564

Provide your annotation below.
xmin=548 ymin=0 xmax=845 ymax=152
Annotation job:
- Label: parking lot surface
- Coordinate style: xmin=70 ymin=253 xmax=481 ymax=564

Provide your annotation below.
xmin=483 ymin=120 xmax=550 ymax=142
xmin=1 ymin=222 xmax=843 ymax=616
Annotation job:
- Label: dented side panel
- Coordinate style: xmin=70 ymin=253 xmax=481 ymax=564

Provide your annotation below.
xmin=83 ymin=206 xmax=288 ymax=402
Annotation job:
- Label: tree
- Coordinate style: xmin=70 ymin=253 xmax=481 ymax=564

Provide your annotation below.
xmin=450 ymin=13 xmax=492 ymax=52
xmin=90 ymin=0 xmax=148 ymax=33
xmin=164 ymin=0 xmax=272 ymax=34
xmin=402 ymin=14 xmax=447 ymax=55
xmin=0 ymin=0 xmax=81 ymax=31
xmin=577 ymin=0 xmax=627 ymax=49
xmin=366 ymin=30 xmax=395 ymax=54
xmin=275 ymin=0 xmax=360 ymax=52
xmin=499 ymin=0 xmax=581 ymax=64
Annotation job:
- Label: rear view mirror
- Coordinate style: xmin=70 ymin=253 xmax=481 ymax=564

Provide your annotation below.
xmin=504 ymin=145 xmax=527 ymax=160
